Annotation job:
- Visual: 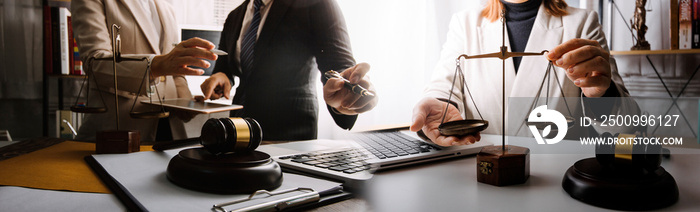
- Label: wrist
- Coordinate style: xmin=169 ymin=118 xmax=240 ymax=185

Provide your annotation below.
xmin=149 ymin=55 xmax=163 ymax=79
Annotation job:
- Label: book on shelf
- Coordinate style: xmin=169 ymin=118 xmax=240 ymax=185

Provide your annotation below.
xmin=43 ymin=6 xmax=53 ymax=74
xmin=694 ymin=0 xmax=700 ymax=48
xmin=680 ymin=0 xmax=693 ymax=49
xmin=43 ymin=5 xmax=84 ymax=76
xmin=58 ymin=7 xmax=70 ymax=75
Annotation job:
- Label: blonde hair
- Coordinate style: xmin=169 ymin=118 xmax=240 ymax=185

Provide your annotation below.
xmin=481 ymin=0 xmax=569 ymax=22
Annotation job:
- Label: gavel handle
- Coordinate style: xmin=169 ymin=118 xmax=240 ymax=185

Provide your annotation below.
xmin=152 ymin=138 xmax=201 ymax=151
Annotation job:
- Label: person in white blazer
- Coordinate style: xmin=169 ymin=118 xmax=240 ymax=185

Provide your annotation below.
xmin=411 ymin=0 xmax=635 ymax=146
xmin=72 ymin=0 xmax=218 ymax=141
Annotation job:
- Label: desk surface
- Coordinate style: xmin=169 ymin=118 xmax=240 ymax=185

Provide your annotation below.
xmin=1 ymin=135 xmax=699 ymax=211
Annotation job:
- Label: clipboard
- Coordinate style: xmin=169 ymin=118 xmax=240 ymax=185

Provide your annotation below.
xmin=84 ymin=150 xmax=352 ymax=212
xmin=140 ymin=99 xmax=242 ymax=114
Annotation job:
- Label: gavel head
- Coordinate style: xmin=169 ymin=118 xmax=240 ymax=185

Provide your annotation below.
xmin=595 ymin=132 xmax=662 ymax=173
xmin=200 ymin=117 xmax=263 ymax=154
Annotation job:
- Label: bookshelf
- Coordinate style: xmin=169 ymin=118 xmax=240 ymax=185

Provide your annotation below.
xmin=42 ymin=74 xmax=86 ymax=137
xmin=610 ymin=48 xmax=700 ymax=138
xmin=611 ymin=49 xmax=700 ymax=56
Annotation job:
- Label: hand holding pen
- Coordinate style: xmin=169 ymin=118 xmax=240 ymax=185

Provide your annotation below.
xmin=150 ymin=37 xmax=219 ymax=78
xmin=324 ymin=70 xmax=374 ymax=97
xmin=322 ymin=63 xmax=378 ymax=115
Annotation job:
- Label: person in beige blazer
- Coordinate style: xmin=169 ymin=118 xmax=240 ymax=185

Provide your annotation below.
xmin=72 ymin=0 xmax=217 ymax=141
xmin=411 ymin=0 xmax=638 ymax=146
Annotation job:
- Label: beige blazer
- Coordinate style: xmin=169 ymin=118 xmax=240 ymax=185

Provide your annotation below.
xmin=72 ymin=0 xmax=192 ymax=141
xmin=425 ymin=4 xmax=637 ymax=137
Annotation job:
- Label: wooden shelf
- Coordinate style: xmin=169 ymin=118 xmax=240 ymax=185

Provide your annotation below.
xmin=610 ymin=49 xmax=700 ymax=56
xmin=48 ymin=74 xmax=86 ymax=79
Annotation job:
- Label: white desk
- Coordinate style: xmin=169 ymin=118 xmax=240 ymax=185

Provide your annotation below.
xmin=1 ymin=135 xmax=699 ymax=211
xmin=360 ymin=135 xmax=700 ymax=211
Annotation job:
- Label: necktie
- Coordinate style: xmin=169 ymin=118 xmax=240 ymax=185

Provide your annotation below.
xmin=235 ymin=0 xmax=263 ymax=116
xmin=240 ymin=0 xmax=263 ymax=73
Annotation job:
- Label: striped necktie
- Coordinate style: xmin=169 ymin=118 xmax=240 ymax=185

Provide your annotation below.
xmin=234 ymin=0 xmax=263 ymax=116
xmin=240 ymin=0 xmax=263 ymax=73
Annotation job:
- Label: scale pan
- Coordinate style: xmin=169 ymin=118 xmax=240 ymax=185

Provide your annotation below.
xmin=70 ymin=105 xmax=107 ymax=113
xmin=438 ymin=119 xmax=489 ymax=136
xmin=130 ymin=111 xmax=170 ymax=119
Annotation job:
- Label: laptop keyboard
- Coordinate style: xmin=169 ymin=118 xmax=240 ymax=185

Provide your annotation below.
xmin=277 ymin=131 xmax=442 ymax=174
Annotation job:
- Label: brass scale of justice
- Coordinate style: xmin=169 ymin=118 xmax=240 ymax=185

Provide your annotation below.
xmin=71 ymin=24 xmax=170 ymax=127
xmin=438 ymin=9 xmax=575 ymax=144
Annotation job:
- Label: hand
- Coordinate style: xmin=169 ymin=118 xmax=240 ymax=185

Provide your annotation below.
xmin=410 ymin=97 xmax=480 ymax=146
xmin=323 ymin=63 xmax=378 ymax=115
xmin=200 ymin=72 xmax=232 ymax=100
xmin=151 ymin=37 xmax=218 ymax=78
xmin=546 ymin=38 xmax=612 ymax=98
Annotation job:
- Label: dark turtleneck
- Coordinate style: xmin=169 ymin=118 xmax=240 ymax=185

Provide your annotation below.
xmin=501 ymin=0 xmax=541 ymax=73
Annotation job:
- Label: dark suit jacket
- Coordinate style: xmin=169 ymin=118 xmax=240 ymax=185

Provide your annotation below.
xmin=213 ymin=0 xmax=358 ymax=141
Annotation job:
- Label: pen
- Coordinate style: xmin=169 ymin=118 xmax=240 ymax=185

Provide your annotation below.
xmin=324 ymin=70 xmax=375 ymax=97
xmin=172 ymin=43 xmax=228 ymax=55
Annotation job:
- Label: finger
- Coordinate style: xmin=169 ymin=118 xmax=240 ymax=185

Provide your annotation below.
xmin=175 ymin=57 xmax=212 ymax=69
xmin=433 ymin=135 xmax=458 ymax=147
xmin=324 ymin=78 xmax=345 ymax=93
xmin=347 ymin=95 xmax=376 ymax=112
xmin=222 ymin=83 xmax=231 ymax=100
xmin=347 ymin=63 xmax=371 ymax=83
xmin=546 ymin=39 xmax=600 ymax=61
xmin=179 ymin=37 xmax=216 ymax=50
xmin=411 ymin=107 xmax=428 ymax=132
xmin=340 ymin=92 xmax=362 ymax=108
xmin=201 ymin=79 xmax=216 ymax=99
xmin=573 ymin=75 xmax=610 ymax=88
xmin=565 ymin=56 xmax=611 ymax=80
xmin=174 ymin=66 xmax=205 ymax=76
xmin=210 ymin=93 xmax=223 ymax=100
xmin=179 ymin=48 xmax=218 ymax=61
xmin=555 ymin=45 xmax=609 ymax=68
xmin=352 ymin=99 xmax=376 ymax=114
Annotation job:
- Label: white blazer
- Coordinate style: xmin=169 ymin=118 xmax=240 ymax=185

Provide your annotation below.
xmin=72 ymin=0 xmax=192 ymax=141
xmin=424 ymin=4 xmax=633 ymax=137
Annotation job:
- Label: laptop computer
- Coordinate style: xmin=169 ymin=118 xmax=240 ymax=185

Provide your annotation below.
xmin=270 ymin=130 xmax=492 ymax=187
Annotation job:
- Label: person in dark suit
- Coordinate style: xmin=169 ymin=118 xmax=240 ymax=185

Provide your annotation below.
xmin=200 ymin=0 xmax=377 ymax=141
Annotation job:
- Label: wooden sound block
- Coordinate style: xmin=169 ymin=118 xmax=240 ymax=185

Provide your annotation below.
xmin=562 ymin=158 xmax=678 ymax=210
xmin=476 ymin=145 xmax=530 ymax=186
xmin=96 ymin=130 xmax=140 ymax=154
xmin=166 ymin=148 xmax=283 ymax=194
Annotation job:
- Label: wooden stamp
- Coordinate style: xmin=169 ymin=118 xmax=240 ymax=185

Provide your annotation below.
xmin=476 ymin=145 xmax=530 ymax=186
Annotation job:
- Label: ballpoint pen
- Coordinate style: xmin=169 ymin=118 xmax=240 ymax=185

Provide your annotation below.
xmin=324 ymin=70 xmax=375 ymax=97
xmin=172 ymin=43 xmax=228 ymax=55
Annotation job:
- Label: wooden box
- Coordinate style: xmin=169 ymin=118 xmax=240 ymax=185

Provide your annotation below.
xmin=476 ymin=145 xmax=530 ymax=186
xmin=96 ymin=130 xmax=140 ymax=154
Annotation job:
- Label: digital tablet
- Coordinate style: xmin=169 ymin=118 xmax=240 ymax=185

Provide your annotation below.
xmin=141 ymin=99 xmax=242 ymax=114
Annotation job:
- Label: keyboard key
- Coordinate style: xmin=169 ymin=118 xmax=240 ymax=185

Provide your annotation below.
xmin=329 ymin=165 xmax=351 ymax=172
xmin=303 ymin=160 xmax=323 ymax=165
xmin=315 ymin=163 xmax=333 ymax=168
xmin=291 ymin=158 xmax=314 ymax=163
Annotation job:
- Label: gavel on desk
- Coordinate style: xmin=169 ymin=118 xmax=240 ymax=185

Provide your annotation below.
xmin=152 ymin=117 xmax=262 ymax=154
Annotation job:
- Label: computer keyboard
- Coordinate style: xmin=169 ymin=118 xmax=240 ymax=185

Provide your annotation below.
xmin=277 ymin=131 xmax=443 ymax=174
xmin=352 ymin=131 xmax=442 ymax=159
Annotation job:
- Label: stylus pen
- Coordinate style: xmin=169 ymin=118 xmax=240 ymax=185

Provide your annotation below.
xmin=324 ymin=70 xmax=375 ymax=97
xmin=172 ymin=43 xmax=228 ymax=55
